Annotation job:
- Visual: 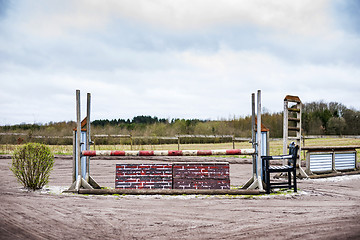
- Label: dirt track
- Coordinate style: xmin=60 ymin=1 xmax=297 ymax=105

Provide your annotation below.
xmin=1 ymin=155 xmax=360 ymax=239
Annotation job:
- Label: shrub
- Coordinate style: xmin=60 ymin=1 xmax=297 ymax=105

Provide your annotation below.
xmin=10 ymin=143 xmax=54 ymax=191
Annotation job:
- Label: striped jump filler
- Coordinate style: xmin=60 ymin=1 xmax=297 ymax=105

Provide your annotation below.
xmin=82 ymin=149 xmax=255 ymax=156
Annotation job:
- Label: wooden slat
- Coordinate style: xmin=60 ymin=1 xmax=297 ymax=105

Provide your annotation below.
xmin=284 ymin=95 xmax=301 ymax=103
xmin=288 ymin=117 xmax=300 ymax=122
xmin=288 ymin=108 xmax=300 ymax=112
xmin=288 ymin=127 xmax=300 ymax=131
xmin=302 ymin=146 xmax=360 ymax=151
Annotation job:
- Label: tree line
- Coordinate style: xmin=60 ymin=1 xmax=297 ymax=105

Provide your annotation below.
xmin=92 ymin=101 xmax=360 ymax=137
xmin=92 ymin=115 xmax=169 ymax=126
xmin=0 ymin=101 xmax=359 ymax=145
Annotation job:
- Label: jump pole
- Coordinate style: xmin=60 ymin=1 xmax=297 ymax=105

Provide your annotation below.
xmin=82 ymin=149 xmax=255 ymax=157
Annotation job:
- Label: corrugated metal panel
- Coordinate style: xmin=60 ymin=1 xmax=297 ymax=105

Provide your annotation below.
xmin=75 ymin=131 xmax=87 ymax=179
xmin=334 ymin=152 xmax=356 ymax=170
xmin=256 ymin=131 xmax=268 ymax=178
xmin=261 ymin=132 xmax=268 ymax=157
xmin=310 ymin=153 xmax=332 ymax=172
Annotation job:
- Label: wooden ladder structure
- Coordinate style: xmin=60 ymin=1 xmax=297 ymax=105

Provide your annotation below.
xmin=283 ymin=95 xmax=308 ymax=178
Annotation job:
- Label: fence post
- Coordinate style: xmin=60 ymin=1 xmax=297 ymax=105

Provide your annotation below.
xmin=130 ymin=134 xmax=133 ymax=150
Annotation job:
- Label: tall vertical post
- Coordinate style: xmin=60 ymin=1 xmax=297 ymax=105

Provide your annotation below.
xmin=130 ymin=135 xmax=133 ymax=150
xmin=67 ymin=90 xmax=99 ymax=192
xmin=251 ymin=93 xmax=256 ymax=177
xmin=298 ymin=101 xmax=302 ymax=164
xmin=86 ymin=93 xmax=91 ymax=181
xmin=242 ymin=90 xmax=264 ymax=191
xmin=283 ymin=100 xmax=288 ymax=155
xmin=256 ymin=90 xmax=263 ymax=191
xmin=76 ymin=90 xmax=82 ymax=178
xmin=72 ymin=130 xmax=76 ymax=183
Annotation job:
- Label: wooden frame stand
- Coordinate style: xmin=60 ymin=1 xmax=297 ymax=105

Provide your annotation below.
xmin=67 ymin=90 xmax=100 ymax=192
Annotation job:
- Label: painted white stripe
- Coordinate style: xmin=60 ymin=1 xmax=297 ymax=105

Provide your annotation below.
xmin=153 ymin=150 xmax=169 ymax=156
xmin=125 ymin=151 xmax=139 ymax=156
xmin=182 ymin=150 xmax=198 ymax=156
xmin=211 ymin=149 xmax=227 ymax=155
xmin=241 ymin=149 xmax=255 ymax=155
xmin=98 ymin=150 xmax=111 ymax=156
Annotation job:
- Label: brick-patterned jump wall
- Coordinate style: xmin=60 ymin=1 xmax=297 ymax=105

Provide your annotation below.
xmin=115 ymin=164 xmax=172 ymax=189
xmin=172 ymin=162 xmax=230 ymax=190
xmin=115 ymin=163 xmax=230 ymax=190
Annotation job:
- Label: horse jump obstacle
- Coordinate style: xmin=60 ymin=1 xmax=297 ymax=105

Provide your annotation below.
xmin=66 ymin=89 xmax=266 ymax=194
xmin=114 ymin=162 xmax=230 ymax=190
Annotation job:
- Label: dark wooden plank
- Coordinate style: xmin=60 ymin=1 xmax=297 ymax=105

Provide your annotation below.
xmin=78 ymin=188 xmax=261 ymax=195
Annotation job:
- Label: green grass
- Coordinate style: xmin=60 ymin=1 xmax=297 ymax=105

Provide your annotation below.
xmin=0 ymin=144 xmax=73 ymax=155
xmin=269 ymin=189 xmax=295 ymax=196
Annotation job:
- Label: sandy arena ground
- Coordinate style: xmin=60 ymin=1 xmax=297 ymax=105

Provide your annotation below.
xmin=1 ymin=155 xmax=360 ymax=239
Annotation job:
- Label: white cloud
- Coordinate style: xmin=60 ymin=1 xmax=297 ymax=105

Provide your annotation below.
xmin=0 ymin=0 xmax=359 ymax=125
xmin=108 ymin=0 xmax=333 ymax=35
xmin=13 ymin=0 xmax=333 ymax=38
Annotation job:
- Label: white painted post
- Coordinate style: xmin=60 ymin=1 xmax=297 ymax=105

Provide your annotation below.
xmin=86 ymin=93 xmax=91 ymax=181
xmin=251 ymin=93 xmax=256 ymax=176
xmin=72 ymin=130 xmax=76 ymax=183
xmin=76 ymin=90 xmax=81 ymax=178
xmin=256 ymin=90 xmax=264 ymax=191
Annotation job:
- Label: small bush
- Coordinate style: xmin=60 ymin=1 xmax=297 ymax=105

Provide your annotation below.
xmin=10 ymin=143 xmax=54 ymax=191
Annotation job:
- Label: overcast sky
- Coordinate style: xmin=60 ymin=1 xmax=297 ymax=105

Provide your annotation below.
xmin=0 ymin=0 xmax=359 ymax=125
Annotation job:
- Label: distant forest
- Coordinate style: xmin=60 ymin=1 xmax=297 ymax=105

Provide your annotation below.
xmin=91 ymin=101 xmax=360 ymax=137
xmin=1 ymin=101 xmax=360 ymax=145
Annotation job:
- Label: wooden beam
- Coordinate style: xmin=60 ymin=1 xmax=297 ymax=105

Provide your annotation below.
xmin=309 ymin=170 xmax=360 ymax=179
xmin=78 ymin=188 xmax=261 ymax=195
xmin=302 ymin=146 xmax=360 ymax=151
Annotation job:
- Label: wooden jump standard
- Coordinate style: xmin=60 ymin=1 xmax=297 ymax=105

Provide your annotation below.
xmin=65 ymin=90 xmax=265 ymax=195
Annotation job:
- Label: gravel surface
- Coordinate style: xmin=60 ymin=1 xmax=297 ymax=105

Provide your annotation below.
xmin=1 ymin=156 xmax=359 ymax=239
